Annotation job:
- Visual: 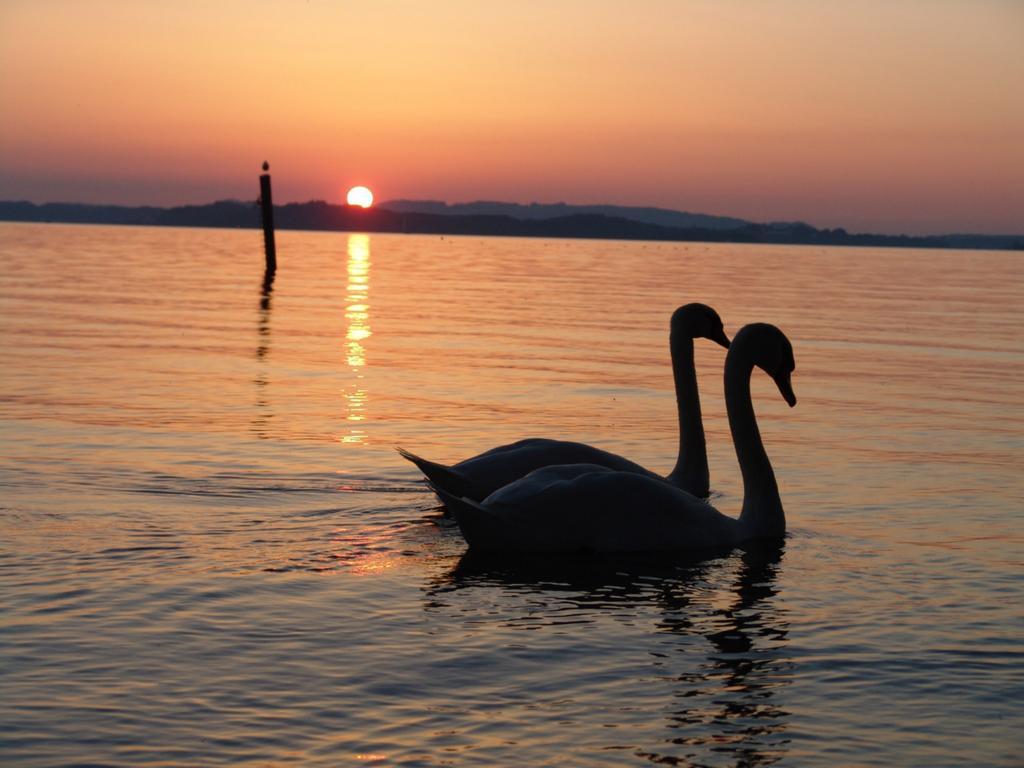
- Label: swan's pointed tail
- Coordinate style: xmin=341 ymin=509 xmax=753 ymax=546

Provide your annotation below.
xmin=396 ymin=446 xmax=481 ymax=500
xmin=431 ymin=484 xmax=503 ymax=550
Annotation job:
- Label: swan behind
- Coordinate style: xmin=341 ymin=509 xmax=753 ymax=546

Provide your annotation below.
xmin=398 ymin=303 xmax=730 ymax=501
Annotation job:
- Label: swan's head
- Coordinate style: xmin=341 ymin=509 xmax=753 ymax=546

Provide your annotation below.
xmin=671 ymin=303 xmax=730 ymax=349
xmin=734 ymin=323 xmax=797 ymax=407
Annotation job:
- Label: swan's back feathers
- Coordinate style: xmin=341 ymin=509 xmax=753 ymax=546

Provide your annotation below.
xmin=400 ymin=440 xmax=660 ymax=504
xmin=462 ymin=438 xmax=654 ymax=479
xmin=483 ymin=463 xmax=618 ymax=513
xmin=396 ymin=447 xmax=484 ymax=499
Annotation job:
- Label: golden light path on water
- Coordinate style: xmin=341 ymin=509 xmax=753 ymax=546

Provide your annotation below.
xmin=342 ymin=233 xmax=371 ymax=444
xmin=337 ymin=234 xmax=397 ymax=577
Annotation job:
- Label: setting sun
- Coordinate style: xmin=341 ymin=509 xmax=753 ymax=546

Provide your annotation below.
xmin=346 ymin=186 xmax=374 ymax=208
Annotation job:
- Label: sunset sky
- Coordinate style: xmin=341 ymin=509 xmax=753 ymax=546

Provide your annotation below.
xmin=1 ymin=1 xmax=1021 ymax=234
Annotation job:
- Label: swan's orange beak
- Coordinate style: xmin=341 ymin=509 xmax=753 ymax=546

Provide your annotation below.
xmin=773 ymin=370 xmax=797 ymax=407
xmin=709 ymin=326 xmax=731 ymax=349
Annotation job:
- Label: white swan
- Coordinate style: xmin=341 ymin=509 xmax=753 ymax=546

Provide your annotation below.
xmin=437 ymin=323 xmax=796 ymax=553
xmin=397 ymin=303 xmax=730 ymax=501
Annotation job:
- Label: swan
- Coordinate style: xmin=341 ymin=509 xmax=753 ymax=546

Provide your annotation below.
xmin=397 ymin=303 xmax=730 ymax=502
xmin=437 ymin=323 xmax=797 ymax=553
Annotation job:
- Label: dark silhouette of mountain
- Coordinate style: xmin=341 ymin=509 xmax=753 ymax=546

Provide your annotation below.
xmin=377 ymin=199 xmax=751 ymax=230
xmin=1 ymin=199 xmax=1021 ymax=251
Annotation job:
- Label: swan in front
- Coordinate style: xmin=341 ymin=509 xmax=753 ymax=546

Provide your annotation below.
xmin=437 ymin=323 xmax=797 ymax=553
xmin=398 ymin=303 xmax=730 ymax=501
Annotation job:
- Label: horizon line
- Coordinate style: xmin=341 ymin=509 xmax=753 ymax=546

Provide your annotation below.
xmin=3 ymin=196 xmax=1023 ymax=241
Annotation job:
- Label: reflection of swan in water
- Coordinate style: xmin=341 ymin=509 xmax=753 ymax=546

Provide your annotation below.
xmin=646 ymin=543 xmax=791 ymax=765
xmin=440 ymin=324 xmax=796 ymax=553
xmin=398 ymin=303 xmax=730 ymax=501
xmin=423 ymin=543 xmax=789 ymax=764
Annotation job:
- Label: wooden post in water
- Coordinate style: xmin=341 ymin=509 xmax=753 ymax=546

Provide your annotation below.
xmin=258 ymin=161 xmax=277 ymax=271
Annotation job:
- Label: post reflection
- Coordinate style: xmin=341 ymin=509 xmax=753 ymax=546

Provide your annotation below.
xmin=342 ymin=234 xmax=371 ymax=444
xmin=252 ymin=265 xmax=276 ymax=438
xmin=256 ymin=265 xmax=275 ymax=360
xmin=423 ymin=544 xmax=790 ymax=765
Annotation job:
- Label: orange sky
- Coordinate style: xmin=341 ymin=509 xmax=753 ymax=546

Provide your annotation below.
xmin=1 ymin=1 xmax=1021 ymax=234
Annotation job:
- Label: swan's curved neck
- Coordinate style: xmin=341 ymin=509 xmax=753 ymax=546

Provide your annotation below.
xmin=726 ymin=353 xmax=784 ymax=538
xmin=668 ymin=332 xmax=709 ymax=496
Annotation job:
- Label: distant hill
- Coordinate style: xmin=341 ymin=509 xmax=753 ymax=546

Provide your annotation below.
xmin=1 ymin=199 xmax=1021 ymax=251
xmin=377 ymin=199 xmax=751 ymax=230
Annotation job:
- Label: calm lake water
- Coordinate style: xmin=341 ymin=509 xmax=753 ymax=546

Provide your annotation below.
xmin=1 ymin=222 xmax=1022 ymax=766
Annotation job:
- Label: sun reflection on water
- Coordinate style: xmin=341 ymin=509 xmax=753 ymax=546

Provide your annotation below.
xmin=342 ymin=234 xmax=372 ymax=444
